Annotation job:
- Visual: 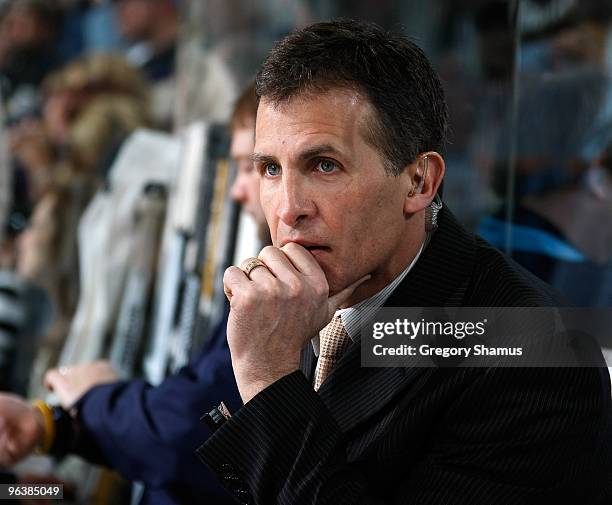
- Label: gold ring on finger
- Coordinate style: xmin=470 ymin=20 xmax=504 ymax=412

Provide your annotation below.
xmin=241 ymin=257 xmax=269 ymax=278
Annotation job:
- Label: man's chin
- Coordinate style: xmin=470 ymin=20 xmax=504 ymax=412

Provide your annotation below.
xmin=329 ymin=272 xmax=373 ymax=308
xmin=326 ymin=275 xmax=351 ymax=299
xmin=313 ymin=261 xmax=338 ymax=294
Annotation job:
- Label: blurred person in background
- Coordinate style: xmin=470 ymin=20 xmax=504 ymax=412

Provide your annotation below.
xmin=113 ymin=0 xmax=179 ymax=128
xmin=494 ymin=139 xmax=612 ymax=306
xmin=113 ymin=0 xmax=237 ymax=128
xmin=55 ymin=0 xmax=123 ymax=61
xmin=478 ymin=68 xmax=612 ymax=306
xmin=16 ymin=179 xmax=88 ymax=397
xmin=114 ymin=0 xmax=178 ymax=83
xmin=519 ymin=0 xmax=612 ymax=75
xmin=0 ymin=0 xmax=61 ymax=112
xmin=228 ymin=82 xmax=269 ymax=244
xmin=4 ymin=52 xmax=151 ymax=403
xmin=0 ymin=82 xmax=263 ymax=505
xmin=9 ymin=52 xmax=151 ymax=205
xmin=518 ymin=0 xmax=612 ymax=160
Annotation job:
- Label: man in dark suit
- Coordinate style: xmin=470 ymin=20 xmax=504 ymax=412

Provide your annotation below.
xmin=196 ymin=19 xmax=612 ymax=504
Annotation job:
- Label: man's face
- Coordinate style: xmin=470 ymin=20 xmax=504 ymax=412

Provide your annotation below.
xmin=255 ymin=89 xmax=417 ymax=300
xmin=0 ymin=6 xmax=47 ymax=50
xmin=230 ymin=125 xmax=267 ymax=231
xmin=116 ymin=0 xmax=155 ymax=41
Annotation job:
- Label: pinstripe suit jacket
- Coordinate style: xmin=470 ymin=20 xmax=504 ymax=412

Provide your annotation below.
xmin=197 ymin=207 xmax=612 ymax=505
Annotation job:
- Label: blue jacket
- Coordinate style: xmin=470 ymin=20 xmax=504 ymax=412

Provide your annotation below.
xmin=73 ymin=310 xmax=240 ymax=504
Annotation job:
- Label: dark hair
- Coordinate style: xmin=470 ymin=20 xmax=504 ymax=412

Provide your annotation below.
xmin=255 ymin=19 xmax=448 ymax=175
xmin=230 ymin=81 xmax=257 ymax=130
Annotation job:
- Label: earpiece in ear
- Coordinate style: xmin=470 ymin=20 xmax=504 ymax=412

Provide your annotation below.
xmin=415 ymin=155 xmax=428 ymax=194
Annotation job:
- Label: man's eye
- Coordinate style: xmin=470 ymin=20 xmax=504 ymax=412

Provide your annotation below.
xmin=265 ymin=163 xmax=281 ymax=176
xmin=317 ymin=160 xmax=337 ymax=173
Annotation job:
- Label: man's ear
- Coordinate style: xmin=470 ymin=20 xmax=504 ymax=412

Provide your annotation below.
xmin=403 ymin=151 xmax=445 ymax=215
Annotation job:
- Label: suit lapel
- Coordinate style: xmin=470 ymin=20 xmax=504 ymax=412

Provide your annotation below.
xmin=316 ymin=341 xmax=415 ymax=433
xmin=316 ymin=207 xmax=477 ymax=434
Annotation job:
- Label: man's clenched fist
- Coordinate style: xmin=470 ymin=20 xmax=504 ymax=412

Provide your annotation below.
xmin=224 ymin=243 xmax=369 ymax=403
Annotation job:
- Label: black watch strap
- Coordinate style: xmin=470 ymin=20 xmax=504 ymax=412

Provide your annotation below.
xmin=48 ymin=406 xmax=79 ymax=458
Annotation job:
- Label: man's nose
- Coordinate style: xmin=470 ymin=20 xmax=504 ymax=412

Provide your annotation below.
xmin=277 ymin=174 xmax=315 ymax=227
xmin=229 ymin=176 xmax=246 ymax=204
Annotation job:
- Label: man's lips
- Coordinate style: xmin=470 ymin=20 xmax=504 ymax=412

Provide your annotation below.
xmin=304 ymin=246 xmax=330 ymax=257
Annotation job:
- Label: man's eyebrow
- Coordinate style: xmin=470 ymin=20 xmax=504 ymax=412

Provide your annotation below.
xmin=297 ymin=144 xmax=343 ymax=161
xmin=251 ymin=153 xmax=277 ymax=164
xmin=251 ymin=145 xmax=343 ymax=164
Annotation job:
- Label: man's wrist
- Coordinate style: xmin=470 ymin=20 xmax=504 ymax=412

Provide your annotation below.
xmin=237 ymin=367 xmax=300 ymax=404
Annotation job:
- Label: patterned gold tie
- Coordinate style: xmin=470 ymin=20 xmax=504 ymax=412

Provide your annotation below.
xmin=314 ymin=315 xmax=351 ymax=391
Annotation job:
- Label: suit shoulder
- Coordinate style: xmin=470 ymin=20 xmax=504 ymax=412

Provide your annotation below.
xmin=466 ymin=235 xmax=565 ymax=307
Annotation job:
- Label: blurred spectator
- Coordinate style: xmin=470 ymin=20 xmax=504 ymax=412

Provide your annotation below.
xmin=115 ymin=0 xmax=178 ymax=82
xmin=515 ymin=141 xmax=612 ymax=306
xmin=114 ymin=0 xmax=178 ymax=126
xmin=17 ymin=183 xmax=81 ymax=303
xmin=0 ymin=0 xmax=62 ymax=117
xmin=519 ymin=0 xmax=612 ymax=160
xmin=228 ymin=82 xmax=268 ymax=243
xmin=57 ymin=0 xmax=123 ymax=61
xmin=114 ymin=0 xmax=238 ymax=128
xmin=0 ymin=81 xmax=261 ymax=505
xmin=41 ymin=52 xmax=151 ymax=173
xmin=17 ymin=180 xmax=89 ymax=397
xmin=520 ymin=0 xmax=612 ymax=74
xmin=10 ymin=52 xmax=151 ymax=205
xmin=478 ymin=69 xmax=612 ymax=306
xmin=7 ymin=53 xmax=152 ymax=397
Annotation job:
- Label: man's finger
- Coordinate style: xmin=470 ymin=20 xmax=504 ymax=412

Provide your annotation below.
xmin=238 ymin=257 xmax=275 ymax=283
xmin=258 ymin=246 xmax=302 ymax=283
xmin=224 ymin=266 xmax=251 ymax=292
xmin=224 ymin=265 xmax=256 ymax=303
xmin=327 ymin=275 xmax=371 ymax=314
xmin=280 ymin=242 xmax=326 ymax=278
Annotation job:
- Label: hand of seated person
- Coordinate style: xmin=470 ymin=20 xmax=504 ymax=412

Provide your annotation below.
xmin=45 ymin=361 xmax=119 ymax=409
xmin=0 ymin=394 xmax=44 ymax=466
